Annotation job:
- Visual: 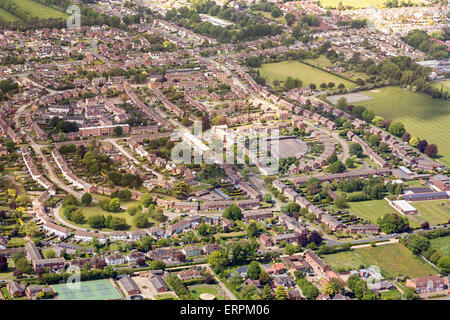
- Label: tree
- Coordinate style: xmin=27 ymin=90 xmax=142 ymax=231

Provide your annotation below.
xmin=405 ymin=235 xmax=430 ymax=254
xmin=222 ymin=204 xmax=242 ymax=221
xmin=328 ymin=161 xmax=346 ymax=173
xmin=417 ymin=140 xmax=428 ymax=153
xmin=368 ymin=134 xmax=380 ymax=147
xmin=420 ymin=221 xmax=430 ymax=229
xmin=437 ymin=256 xmax=450 ymax=275
xmin=263 ymin=193 xmax=272 ymax=203
xmin=198 ymin=222 xmax=209 ymax=236
xmin=401 ymin=132 xmax=411 ymax=142
xmin=301 ymin=282 xmax=319 ymax=300
xmin=208 ymin=251 xmax=227 ymax=274
xmin=349 ymin=143 xmax=363 ymax=158
xmin=109 ymin=217 xmax=128 ymax=230
xmin=246 ymin=56 xmax=262 ymax=68
xmin=274 ymin=285 xmax=288 ymax=300
xmin=261 ymin=284 xmax=273 ymax=300
xmin=62 ymin=194 xmax=78 ymax=207
xmin=388 ymin=121 xmax=405 ymax=137
xmin=345 ymin=158 xmax=355 ymax=168
xmin=409 ymin=136 xmax=420 ymax=147
xmin=270 ymin=6 xmax=282 ymax=18
xmin=81 ymin=193 xmax=92 ymax=206
xmin=327 ymin=154 xmax=338 ymax=164
xmin=133 ymin=213 xmax=149 ymax=228
xmin=259 ymin=271 xmax=270 ymax=285
xmin=247 ymin=222 xmax=259 ymax=238
xmin=335 ymin=197 xmax=348 ymax=209
xmin=172 ymin=181 xmax=189 ymax=199
xmin=424 ymin=144 xmax=438 ymax=157
xmin=247 ymin=261 xmax=262 ymax=280
xmin=141 ymin=192 xmax=154 ymax=207
xmin=108 ymin=198 xmax=121 ymax=212
xmin=43 ymin=249 xmax=55 ymax=259
xmin=150 ymin=260 xmax=166 ymax=270
xmin=377 ymin=213 xmax=409 ymax=234
xmin=284 ymin=12 xmax=296 ymax=26
xmin=0 ymin=254 xmax=7 ymax=272
xmin=113 ymin=126 xmax=123 ymax=136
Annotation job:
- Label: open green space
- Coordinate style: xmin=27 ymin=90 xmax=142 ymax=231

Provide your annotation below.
xmin=52 ymin=279 xmax=123 ymax=300
xmin=347 ymin=199 xmax=449 ymax=228
xmin=13 ymin=0 xmax=67 ymax=20
xmin=154 ymin=293 xmax=179 ymax=300
xmin=318 ymin=0 xmax=423 ymax=8
xmin=189 ymin=285 xmax=223 ymax=300
xmin=356 ymin=86 xmax=450 ymax=166
xmin=322 ymin=243 xmax=437 ymax=279
xmin=0 ymin=8 xmax=19 ymax=21
xmin=430 ymin=235 xmax=450 ymax=256
xmin=60 ymin=199 xmax=160 ymax=231
xmin=347 ymin=199 xmax=392 ymax=224
xmin=256 ymin=60 xmax=355 ymax=90
xmin=407 ymin=200 xmax=450 ymax=228
xmin=380 ymin=289 xmax=401 ymax=300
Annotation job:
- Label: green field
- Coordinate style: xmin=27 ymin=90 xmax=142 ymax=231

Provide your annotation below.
xmin=430 ymin=235 xmax=450 ymax=256
xmin=430 ymin=80 xmax=450 ymax=96
xmin=356 ymin=87 xmax=450 ymax=167
xmin=257 ymin=61 xmax=355 ymax=90
xmin=59 ymin=199 xmax=160 ymax=231
xmin=318 ymin=0 xmax=423 ymax=8
xmin=53 ymin=279 xmax=123 ymax=300
xmin=323 ymin=243 xmax=437 ymax=279
xmin=0 ymin=8 xmax=20 ymax=21
xmin=12 ymin=0 xmax=67 ymax=20
xmin=189 ymin=285 xmax=223 ymax=300
xmin=347 ymin=199 xmax=392 ymax=223
xmin=347 ymin=199 xmax=450 ymax=228
xmin=408 ymin=201 xmax=450 ymax=227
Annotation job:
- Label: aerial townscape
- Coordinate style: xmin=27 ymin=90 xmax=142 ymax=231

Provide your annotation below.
xmin=0 ymin=0 xmax=449 ymax=304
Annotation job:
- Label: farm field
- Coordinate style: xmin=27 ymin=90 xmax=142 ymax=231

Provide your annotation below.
xmin=430 ymin=235 xmax=450 ymax=256
xmin=11 ymin=0 xmax=67 ymax=20
xmin=356 ymin=86 xmax=450 ymax=167
xmin=0 ymin=8 xmax=19 ymax=21
xmin=322 ymin=243 xmax=437 ymax=279
xmin=256 ymin=61 xmax=356 ymax=90
xmin=318 ymin=0 xmax=423 ymax=8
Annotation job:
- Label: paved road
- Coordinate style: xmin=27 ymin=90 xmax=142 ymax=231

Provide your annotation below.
xmin=89 ymin=39 xmax=111 ymax=66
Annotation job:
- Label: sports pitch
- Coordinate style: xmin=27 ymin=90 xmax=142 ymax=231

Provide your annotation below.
xmin=52 ymin=279 xmax=123 ymax=300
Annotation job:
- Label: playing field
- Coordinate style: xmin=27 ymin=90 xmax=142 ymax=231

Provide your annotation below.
xmin=0 ymin=8 xmax=20 ymax=22
xmin=407 ymin=200 xmax=450 ymax=228
xmin=53 ymin=279 xmax=123 ymax=300
xmin=318 ymin=0 xmax=423 ymax=8
xmin=257 ymin=61 xmax=355 ymax=90
xmin=347 ymin=199 xmax=392 ymax=224
xmin=323 ymin=243 xmax=437 ymax=278
xmin=347 ymin=199 xmax=449 ymax=228
xmin=357 ymin=87 xmax=450 ymax=167
xmin=430 ymin=235 xmax=450 ymax=256
xmin=13 ymin=0 xmax=67 ymax=20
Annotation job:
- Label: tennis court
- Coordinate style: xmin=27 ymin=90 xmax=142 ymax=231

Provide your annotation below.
xmin=52 ymin=279 xmax=123 ymax=300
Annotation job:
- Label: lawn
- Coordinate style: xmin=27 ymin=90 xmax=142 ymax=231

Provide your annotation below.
xmin=189 ymin=285 xmax=223 ymax=300
xmin=407 ymin=200 xmax=450 ymax=228
xmin=256 ymin=61 xmax=355 ymax=90
xmin=13 ymin=0 xmax=67 ymax=19
xmin=154 ymin=293 xmax=179 ymax=300
xmin=356 ymin=86 xmax=450 ymax=167
xmin=380 ymin=289 xmax=401 ymax=300
xmin=347 ymin=199 xmax=393 ymax=224
xmin=430 ymin=235 xmax=450 ymax=256
xmin=322 ymin=243 xmax=437 ymax=279
xmin=0 ymin=8 xmax=20 ymax=22
xmin=430 ymin=80 xmax=450 ymax=97
xmin=319 ymin=0 xmax=423 ymax=8
xmin=60 ymin=199 xmax=161 ymax=231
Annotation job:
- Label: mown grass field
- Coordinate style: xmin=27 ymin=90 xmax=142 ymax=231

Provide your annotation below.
xmin=357 ymin=86 xmax=450 ymax=167
xmin=0 ymin=8 xmax=20 ymax=21
xmin=13 ymin=0 xmax=67 ymax=20
xmin=257 ymin=61 xmax=355 ymax=90
xmin=347 ymin=199 xmax=392 ymax=224
xmin=189 ymin=285 xmax=224 ymax=300
xmin=408 ymin=200 xmax=450 ymax=227
xmin=347 ymin=199 xmax=449 ymax=228
xmin=319 ymin=0 xmax=423 ymax=8
xmin=430 ymin=235 xmax=450 ymax=256
xmin=322 ymin=243 xmax=437 ymax=279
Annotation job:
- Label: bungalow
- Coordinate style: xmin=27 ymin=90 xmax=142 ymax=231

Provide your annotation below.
xmin=263 ymin=263 xmax=287 ymax=275
xmin=26 ymin=285 xmax=55 ymax=299
xmin=273 ymin=274 xmax=295 ymax=288
xmin=177 ymin=268 xmax=203 ymax=281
